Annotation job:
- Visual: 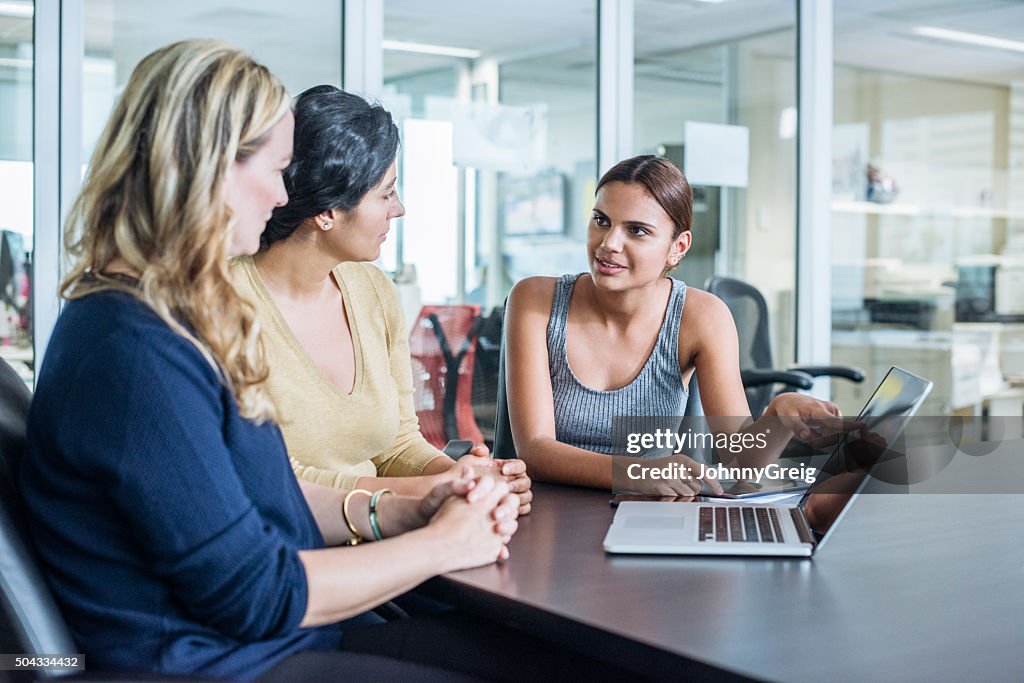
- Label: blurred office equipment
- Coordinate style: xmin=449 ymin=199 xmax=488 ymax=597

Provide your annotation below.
xmin=707 ymin=276 xmax=864 ymax=416
xmin=0 ymin=231 xmax=25 ymax=310
xmin=0 ymin=230 xmax=28 ymax=343
xmin=955 ymin=256 xmax=1024 ymax=323
xmin=497 ymin=170 xmax=566 ymax=238
xmin=833 ymin=259 xmax=954 ymax=331
xmin=409 ymin=305 xmax=484 ymax=448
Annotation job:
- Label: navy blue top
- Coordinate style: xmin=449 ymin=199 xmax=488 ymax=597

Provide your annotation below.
xmin=19 ymin=290 xmax=341 ymax=679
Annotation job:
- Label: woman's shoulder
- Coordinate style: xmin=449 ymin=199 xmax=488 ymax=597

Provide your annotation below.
xmin=508 ymin=275 xmax=559 ymax=308
xmin=678 ymin=285 xmax=735 ymax=335
xmin=336 ymin=261 xmax=400 ymax=310
xmin=679 ymin=284 xmax=719 ymax=308
xmin=53 ymin=292 xmax=217 ymax=385
xmin=63 ymin=289 xmax=166 ymax=337
xmin=337 ymin=260 xmax=392 ymax=289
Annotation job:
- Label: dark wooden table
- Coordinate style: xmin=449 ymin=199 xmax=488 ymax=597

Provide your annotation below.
xmin=424 ymin=442 xmax=1024 ymax=681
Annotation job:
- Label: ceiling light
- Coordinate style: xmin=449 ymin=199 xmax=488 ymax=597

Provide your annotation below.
xmin=382 ymin=40 xmax=481 ymax=59
xmin=912 ymin=26 xmax=1024 ymax=55
xmin=0 ymin=1 xmax=32 ymax=18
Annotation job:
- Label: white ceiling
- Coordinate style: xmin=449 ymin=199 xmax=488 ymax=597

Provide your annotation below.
xmin=0 ymin=0 xmax=1020 ymax=89
xmin=834 ymin=0 xmax=1024 ymax=86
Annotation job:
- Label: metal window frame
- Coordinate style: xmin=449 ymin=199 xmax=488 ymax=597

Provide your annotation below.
xmin=33 ymin=0 xmax=83 ymax=379
xmin=597 ymin=0 xmax=633 ymax=176
xmin=343 ymin=0 xmax=383 ymax=97
xmin=796 ymin=0 xmax=833 ymax=391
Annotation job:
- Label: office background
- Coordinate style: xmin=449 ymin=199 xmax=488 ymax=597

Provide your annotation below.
xmin=1 ymin=0 xmax=1022 ymax=418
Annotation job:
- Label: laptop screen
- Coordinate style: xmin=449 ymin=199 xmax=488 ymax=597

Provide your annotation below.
xmin=796 ymin=367 xmax=933 ymax=541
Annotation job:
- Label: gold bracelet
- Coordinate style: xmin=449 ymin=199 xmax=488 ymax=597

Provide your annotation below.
xmin=341 ymin=489 xmax=372 ymax=546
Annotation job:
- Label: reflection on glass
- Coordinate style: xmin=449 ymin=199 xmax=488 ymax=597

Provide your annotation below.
xmin=0 ymin=0 xmax=33 ymax=384
xmin=382 ymin=0 xmax=596 ymax=307
xmin=634 ymin=0 xmax=797 ymax=365
xmin=52 ymin=1 xmax=341 ymax=381
xmin=831 ymin=2 xmax=1024 ymax=418
xmin=381 ymin=0 xmax=596 ymax=444
xmin=81 ymin=1 xmax=341 ymax=159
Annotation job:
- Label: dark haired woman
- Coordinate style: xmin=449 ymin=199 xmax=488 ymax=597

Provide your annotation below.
xmin=505 ymin=155 xmax=841 ymax=494
xmin=233 ymin=85 xmax=532 ymax=513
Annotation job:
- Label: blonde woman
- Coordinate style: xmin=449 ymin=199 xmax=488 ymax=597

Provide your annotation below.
xmin=233 ymin=85 xmax=531 ymax=513
xmin=18 ymin=40 xmax=518 ymax=680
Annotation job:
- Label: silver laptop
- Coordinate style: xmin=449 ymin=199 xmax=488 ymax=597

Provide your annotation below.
xmin=603 ymin=367 xmax=933 ymax=557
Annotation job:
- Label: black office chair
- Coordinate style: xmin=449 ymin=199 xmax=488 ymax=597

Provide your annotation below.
xmin=492 ymin=316 xmax=516 ymax=460
xmin=470 ymin=306 xmax=504 ymax=448
xmin=705 ymin=276 xmax=864 ymax=416
xmin=0 ymin=359 xmax=84 ymax=682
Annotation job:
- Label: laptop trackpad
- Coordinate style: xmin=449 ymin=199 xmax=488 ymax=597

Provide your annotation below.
xmin=624 ymin=516 xmax=684 ymax=530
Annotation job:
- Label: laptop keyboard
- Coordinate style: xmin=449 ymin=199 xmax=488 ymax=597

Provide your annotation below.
xmin=698 ymin=506 xmax=785 ymax=543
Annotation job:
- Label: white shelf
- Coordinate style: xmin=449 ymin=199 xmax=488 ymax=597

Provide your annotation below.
xmin=830 ymin=199 xmax=1024 ymax=220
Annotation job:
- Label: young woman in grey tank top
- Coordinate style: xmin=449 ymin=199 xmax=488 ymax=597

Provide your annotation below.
xmin=505 ymin=156 xmax=841 ymax=495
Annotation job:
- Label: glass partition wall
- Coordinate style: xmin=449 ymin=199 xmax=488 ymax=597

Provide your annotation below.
xmin=26 ymin=0 xmax=342 ymax=378
xmin=831 ymin=1 xmax=1024 ymax=417
xmin=81 ymin=0 xmax=342 ymax=161
xmin=0 ymin=0 xmax=33 ymax=385
xmin=382 ymin=0 xmax=799 ymax=358
xmin=46 ymin=2 xmax=1017 ymax=420
xmin=382 ymin=0 xmax=597 ymax=309
xmin=634 ymin=0 xmax=798 ymax=365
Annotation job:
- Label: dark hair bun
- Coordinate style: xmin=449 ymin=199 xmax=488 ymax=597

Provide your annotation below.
xmin=262 ymin=85 xmax=399 ymax=249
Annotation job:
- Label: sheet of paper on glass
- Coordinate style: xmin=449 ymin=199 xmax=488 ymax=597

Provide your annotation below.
xmin=683 ymin=121 xmax=749 ymax=188
xmin=426 ymin=97 xmax=547 ymax=172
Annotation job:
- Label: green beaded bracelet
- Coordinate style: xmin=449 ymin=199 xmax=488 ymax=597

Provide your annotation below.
xmin=368 ymin=488 xmax=393 ymax=541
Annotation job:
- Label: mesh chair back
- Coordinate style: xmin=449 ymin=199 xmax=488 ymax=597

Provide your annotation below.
xmin=0 ymin=359 xmax=79 ymax=670
xmin=705 ymin=276 xmax=776 ymax=416
xmin=471 ymin=306 xmax=503 ymax=447
xmin=492 ymin=315 xmax=515 ymax=459
xmin=409 ymin=305 xmax=484 ymax=448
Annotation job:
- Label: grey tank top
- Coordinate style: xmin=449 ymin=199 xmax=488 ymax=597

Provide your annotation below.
xmin=548 ymin=273 xmax=688 ymax=455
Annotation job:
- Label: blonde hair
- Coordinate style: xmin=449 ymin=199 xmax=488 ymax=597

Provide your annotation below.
xmin=61 ymin=39 xmax=289 ymax=422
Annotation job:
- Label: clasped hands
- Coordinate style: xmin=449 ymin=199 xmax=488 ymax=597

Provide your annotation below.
xmin=419 ymin=465 xmax=521 ymax=565
xmin=448 ymin=444 xmax=533 ymax=516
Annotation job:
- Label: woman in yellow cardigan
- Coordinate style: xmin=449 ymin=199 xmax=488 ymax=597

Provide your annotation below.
xmin=234 ymin=85 xmax=531 ymax=513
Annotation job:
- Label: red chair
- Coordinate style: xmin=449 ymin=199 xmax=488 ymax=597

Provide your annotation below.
xmin=408 ymin=305 xmax=484 ymax=449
